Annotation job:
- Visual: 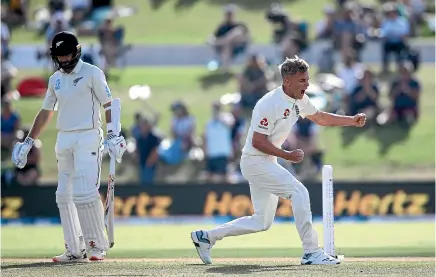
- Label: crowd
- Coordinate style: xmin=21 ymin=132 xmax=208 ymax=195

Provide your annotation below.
xmin=0 ymin=0 xmax=429 ymax=186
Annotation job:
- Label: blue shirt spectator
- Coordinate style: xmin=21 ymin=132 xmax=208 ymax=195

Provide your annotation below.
xmin=381 ymin=12 xmax=410 ymax=43
xmin=136 ymin=118 xmax=161 ymax=185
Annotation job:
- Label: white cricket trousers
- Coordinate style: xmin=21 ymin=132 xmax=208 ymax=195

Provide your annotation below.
xmin=207 ymin=155 xmax=320 ymax=254
xmin=55 ymin=128 xmax=108 ymax=256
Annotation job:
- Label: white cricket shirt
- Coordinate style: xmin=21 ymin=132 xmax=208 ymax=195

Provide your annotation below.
xmin=242 ymin=86 xmax=318 ymax=156
xmin=42 ymin=60 xmax=113 ymax=132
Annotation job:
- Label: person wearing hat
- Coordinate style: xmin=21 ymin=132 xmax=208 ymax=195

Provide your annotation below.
xmin=11 ymin=31 xmax=127 ymax=263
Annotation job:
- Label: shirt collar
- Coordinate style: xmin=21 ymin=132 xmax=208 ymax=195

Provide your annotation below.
xmin=277 ymin=85 xmax=298 ymax=104
xmin=72 ymin=59 xmax=83 ymax=74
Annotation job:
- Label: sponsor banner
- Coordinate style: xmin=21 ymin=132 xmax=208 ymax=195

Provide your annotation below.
xmin=1 ymin=181 xmax=434 ymax=221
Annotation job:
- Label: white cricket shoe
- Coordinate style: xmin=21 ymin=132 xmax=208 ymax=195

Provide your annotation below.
xmin=52 ymin=249 xmax=89 ymax=263
xmin=301 ymin=249 xmax=340 ymax=265
xmin=89 ymin=248 xmax=106 ymax=261
xmin=191 ymin=230 xmax=214 ymax=264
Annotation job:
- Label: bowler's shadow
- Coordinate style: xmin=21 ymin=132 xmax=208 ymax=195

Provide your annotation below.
xmin=340 ymin=125 xmax=368 ymax=148
xmin=205 ymin=264 xmax=299 ymax=275
xmin=198 ymin=71 xmax=234 ymax=89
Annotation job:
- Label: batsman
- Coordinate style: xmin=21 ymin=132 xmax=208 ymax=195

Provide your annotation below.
xmin=11 ymin=31 xmax=126 ymax=262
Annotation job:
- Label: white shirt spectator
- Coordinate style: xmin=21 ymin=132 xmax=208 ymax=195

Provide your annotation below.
xmin=337 ymin=62 xmax=364 ymax=94
xmin=42 ymin=59 xmax=113 ymax=131
xmin=381 ymin=16 xmax=410 ymax=42
xmin=205 ymin=113 xmax=233 ymax=158
xmin=242 ymin=86 xmax=318 ymax=156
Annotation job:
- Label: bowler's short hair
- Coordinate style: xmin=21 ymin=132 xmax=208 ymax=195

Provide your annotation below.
xmin=279 ymin=56 xmax=309 ymax=79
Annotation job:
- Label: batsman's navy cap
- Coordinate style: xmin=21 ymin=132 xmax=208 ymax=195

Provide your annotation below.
xmin=50 ymin=31 xmax=82 ymax=70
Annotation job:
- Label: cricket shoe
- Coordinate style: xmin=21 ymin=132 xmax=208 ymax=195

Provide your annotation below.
xmin=191 ymin=230 xmax=214 ymax=264
xmin=301 ymin=249 xmax=340 ymax=265
xmin=52 ymin=249 xmax=89 ymax=263
xmin=89 ymin=248 xmax=106 ymax=261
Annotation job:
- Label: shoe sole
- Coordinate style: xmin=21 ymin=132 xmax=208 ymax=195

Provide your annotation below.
xmin=89 ymin=256 xmax=104 ymax=261
xmin=190 ymin=231 xmax=212 ymax=265
xmin=52 ymin=258 xmax=89 ymax=263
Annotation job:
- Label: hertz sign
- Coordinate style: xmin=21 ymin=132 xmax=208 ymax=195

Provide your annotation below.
xmin=1 ymin=181 xmax=434 ymax=220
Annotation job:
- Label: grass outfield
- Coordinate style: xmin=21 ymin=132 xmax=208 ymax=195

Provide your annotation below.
xmin=8 ymin=65 xmax=435 ymax=182
xmin=1 ymin=259 xmax=435 ymax=277
xmin=1 ymin=222 xmax=434 ymax=258
xmin=9 ymin=0 xmax=359 ymax=45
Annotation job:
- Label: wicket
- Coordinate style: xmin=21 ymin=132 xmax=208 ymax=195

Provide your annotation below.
xmin=322 ymin=165 xmax=344 ymax=260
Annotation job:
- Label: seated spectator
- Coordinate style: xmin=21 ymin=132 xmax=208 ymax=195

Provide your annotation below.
xmin=68 ymin=0 xmax=91 ymax=27
xmin=380 ymin=3 xmax=410 ymax=72
xmin=1 ymin=58 xmax=17 ymax=101
xmin=315 ymin=5 xmax=337 ymax=40
xmin=238 ymin=54 xmax=272 ymax=116
xmin=336 ymin=49 xmax=365 ymax=97
xmin=135 ymin=118 xmax=161 ymax=185
xmin=203 ymin=102 xmax=234 ymax=183
xmin=230 ymin=103 xmax=246 ymax=161
xmin=265 ymin=3 xmax=308 ymax=60
xmin=333 ymin=4 xmax=367 ymax=58
xmin=2 ymin=0 xmax=28 ymax=26
xmin=207 ymin=4 xmax=250 ymax=71
xmin=1 ymin=100 xmax=20 ymax=154
xmin=387 ymin=63 xmax=420 ymax=126
xmin=14 ymin=129 xmax=41 ymax=186
xmin=158 ymin=101 xmax=196 ymax=165
xmin=46 ymin=12 xmax=71 ymax=48
xmin=349 ymin=68 xmax=380 ymax=122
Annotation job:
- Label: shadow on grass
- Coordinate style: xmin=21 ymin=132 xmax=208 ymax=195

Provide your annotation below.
xmin=198 ymin=71 xmax=235 ymax=89
xmin=150 ymin=0 xmax=300 ymax=11
xmin=205 ymin=264 xmax=300 ymax=274
xmin=341 ymin=122 xmax=412 ymax=156
xmin=1 ymin=262 xmax=87 ymax=270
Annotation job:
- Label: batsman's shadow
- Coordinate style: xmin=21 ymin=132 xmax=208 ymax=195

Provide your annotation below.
xmin=1 ymin=262 xmax=87 ymax=270
xmin=205 ymin=264 xmax=300 ymax=275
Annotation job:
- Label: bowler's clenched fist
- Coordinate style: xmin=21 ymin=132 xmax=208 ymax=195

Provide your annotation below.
xmin=353 ymin=113 xmax=366 ymax=127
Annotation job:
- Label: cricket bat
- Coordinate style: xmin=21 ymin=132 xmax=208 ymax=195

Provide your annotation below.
xmin=105 ymin=98 xmax=121 ymax=248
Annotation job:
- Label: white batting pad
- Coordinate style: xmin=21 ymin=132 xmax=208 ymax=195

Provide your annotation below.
xmin=57 ymin=202 xmax=86 ymax=257
xmin=76 ymin=198 xmax=109 ymax=251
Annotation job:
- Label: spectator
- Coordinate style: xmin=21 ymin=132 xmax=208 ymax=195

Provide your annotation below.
xmin=98 ymin=18 xmax=123 ymax=75
xmin=1 ymin=100 xmax=20 ymax=154
xmin=68 ymin=0 xmax=91 ymax=28
xmin=349 ymin=68 xmax=380 ymax=123
xmin=203 ymin=102 xmax=234 ymax=183
xmin=230 ymin=103 xmax=246 ymax=160
xmin=46 ymin=12 xmax=71 ymax=48
xmin=315 ymin=5 xmax=337 ymax=40
xmin=207 ymin=4 xmax=250 ymax=71
xmin=135 ymin=118 xmax=161 ymax=185
xmin=386 ymin=63 xmax=420 ymax=126
xmin=380 ymin=3 xmax=410 ymax=72
xmin=1 ymin=18 xmax=10 ymax=59
xmin=3 ymin=0 xmax=28 ymax=26
xmin=336 ymin=49 xmax=365 ymax=96
xmin=1 ymin=58 xmax=17 ymax=101
xmin=238 ymin=54 xmax=272 ymax=116
xmin=333 ymin=4 xmax=367 ymax=58
xmin=131 ymin=112 xmax=142 ymax=140
xmin=158 ymin=101 xmax=196 ymax=165
xmin=14 ymin=129 xmax=41 ymax=186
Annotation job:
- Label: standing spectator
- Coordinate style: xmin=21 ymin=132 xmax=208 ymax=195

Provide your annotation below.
xmin=15 ymin=129 xmax=41 ymax=186
xmin=1 ymin=100 xmax=20 ymax=154
xmin=203 ymin=102 xmax=234 ymax=183
xmin=1 ymin=18 xmax=10 ymax=59
xmin=238 ymin=54 xmax=272 ymax=117
xmin=130 ymin=112 xmax=142 ymax=140
xmin=348 ymin=68 xmax=380 ymax=123
xmin=386 ymin=63 xmax=420 ymax=126
xmin=230 ymin=103 xmax=246 ymax=160
xmin=207 ymin=4 xmax=250 ymax=71
xmin=315 ymin=5 xmax=337 ymax=40
xmin=158 ymin=101 xmax=196 ymax=165
xmin=135 ymin=118 xmax=161 ymax=185
xmin=380 ymin=3 xmax=410 ymax=73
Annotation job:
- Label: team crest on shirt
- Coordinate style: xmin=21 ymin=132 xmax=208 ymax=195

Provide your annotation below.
xmin=283 ymin=109 xmax=290 ymax=118
xmin=258 ymin=118 xmax=268 ymax=129
xmin=55 ymin=79 xmax=61 ymax=90
xmin=72 ymin=77 xmax=83 ymax=86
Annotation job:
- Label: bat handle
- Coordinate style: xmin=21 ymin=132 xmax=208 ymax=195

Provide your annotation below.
xmin=109 ymin=156 xmax=116 ymax=176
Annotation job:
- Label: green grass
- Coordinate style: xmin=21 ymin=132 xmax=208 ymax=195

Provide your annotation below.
xmin=13 ymin=0 xmax=431 ymax=45
xmin=1 ymin=222 xmax=434 ymax=258
xmin=2 ymin=260 xmax=435 ymax=277
xmin=8 ymin=65 xmax=435 ymax=182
